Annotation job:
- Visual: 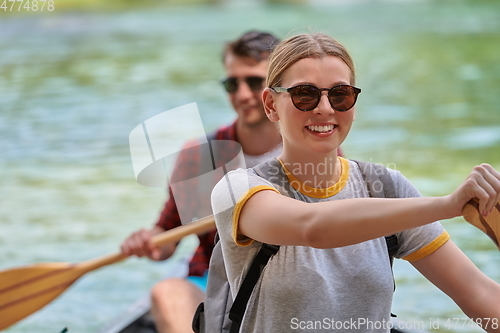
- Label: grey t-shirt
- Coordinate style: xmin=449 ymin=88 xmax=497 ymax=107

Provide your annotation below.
xmin=211 ymin=158 xmax=449 ymax=333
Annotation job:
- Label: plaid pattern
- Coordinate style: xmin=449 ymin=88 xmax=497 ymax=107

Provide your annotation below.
xmin=156 ymin=122 xmax=237 ymax=277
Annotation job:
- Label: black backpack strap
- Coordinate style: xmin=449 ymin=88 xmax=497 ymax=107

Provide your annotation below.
xmin=385 ymin=234 xmax=399 ymax=267
xmin=229 ymin=243 xmax=279 ymax=333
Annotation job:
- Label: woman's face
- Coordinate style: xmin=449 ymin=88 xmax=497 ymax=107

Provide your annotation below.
xmin=266 ymin=56 xmax=356 ymax=158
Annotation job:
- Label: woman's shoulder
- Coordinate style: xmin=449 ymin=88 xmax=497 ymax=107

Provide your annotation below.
xmin=346 ymin=159 xmax=420 ymax=198
xmin=213 ymin=164 xmax=280 ymax=197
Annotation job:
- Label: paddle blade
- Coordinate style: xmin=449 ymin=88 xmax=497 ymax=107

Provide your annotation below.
xmin=0 ymin=263 xmax=81 ymax=330
xmin=462 ymin=198 xmax=500 ymax=250
xmin=0 ymin=217 xmax=215 ymax=329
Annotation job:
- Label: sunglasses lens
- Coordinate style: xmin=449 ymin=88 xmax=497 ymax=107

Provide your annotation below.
xmin=245 ymin=77 xmax=265 ymax=91
xmin=289 ymin=85 xmax=320 ymax=111
xmin=329 ymin=86 xmax=358 ymax=111
xmin=222 ymin=77 xmax=264 ymax=93
xmin=222 ymin=78 xmax=238 ymax=93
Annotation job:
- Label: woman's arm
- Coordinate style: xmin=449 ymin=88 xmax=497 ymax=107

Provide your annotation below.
xmin=239 ymin=191 xmax=451 ymax=248
xmin=238 ymin=164 xmax=500 ymax=248
xmin=412 ymin=240 xmax=500 ymax=333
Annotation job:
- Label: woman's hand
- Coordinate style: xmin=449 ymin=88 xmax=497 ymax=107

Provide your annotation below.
xmin=448 ymin=164 xmax=500 ymax=217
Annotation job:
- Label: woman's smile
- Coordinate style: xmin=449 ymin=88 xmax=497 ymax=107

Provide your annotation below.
xmin=305 ymin=123 xmax=339 ymax=137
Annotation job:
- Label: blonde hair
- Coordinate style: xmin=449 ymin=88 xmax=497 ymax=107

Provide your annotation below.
xmin=266 ymin=33 xmax=356 ymax=88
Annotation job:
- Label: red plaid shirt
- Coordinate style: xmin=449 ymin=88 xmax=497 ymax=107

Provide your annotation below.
xmin=156 ymin=121 xmax=344 ymax=277
xmin=156 ymin=122 xmax=238 ymax=276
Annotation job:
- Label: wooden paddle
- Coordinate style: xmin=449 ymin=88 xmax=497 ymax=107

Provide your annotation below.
xmin=0 ymin=215 xmax=215 ymax=330
xmin=462 ymin=198 xmax=500 ymax=250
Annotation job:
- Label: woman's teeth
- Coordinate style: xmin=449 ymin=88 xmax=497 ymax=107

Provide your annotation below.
xmin=307 ymin=125 xmax=335 ymax=133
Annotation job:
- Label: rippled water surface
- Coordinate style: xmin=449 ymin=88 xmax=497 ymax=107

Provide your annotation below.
xmin=1 ymin=1 xmax=500 ymax=332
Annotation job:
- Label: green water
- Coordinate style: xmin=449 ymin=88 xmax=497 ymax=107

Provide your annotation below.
xmin=1 ymin=1 xmax=499 ymax=332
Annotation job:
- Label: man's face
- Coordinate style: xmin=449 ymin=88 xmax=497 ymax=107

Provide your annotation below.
xmin=224 ymin=53 xmax=269 ymax=127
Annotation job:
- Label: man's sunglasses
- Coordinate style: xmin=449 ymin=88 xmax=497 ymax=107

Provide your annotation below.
xmin=221 ymin=76 xmax=265 ymax=93
xmin=271 ymin=84 xmax=361 ymax=112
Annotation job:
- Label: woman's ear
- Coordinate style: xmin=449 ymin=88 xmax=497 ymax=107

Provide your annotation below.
xmin=262 ymin=88 xmax=279 ymax=122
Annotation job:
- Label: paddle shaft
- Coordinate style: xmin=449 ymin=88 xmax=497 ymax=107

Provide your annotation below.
xmin=0 ymin=215 xmax=215 ymax=330
xmin=75 ymin=215 xmax=216 ymax=274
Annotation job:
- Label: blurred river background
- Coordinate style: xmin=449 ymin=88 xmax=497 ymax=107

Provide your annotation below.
xmin=1 ymin=0 xmax=500 ymax=332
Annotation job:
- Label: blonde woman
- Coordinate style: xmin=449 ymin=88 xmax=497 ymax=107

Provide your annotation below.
xmin=211 ymin=33 xmax=500 ymax=332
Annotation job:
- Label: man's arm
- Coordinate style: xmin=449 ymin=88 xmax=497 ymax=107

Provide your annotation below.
xmin=121 ymin=140 xmax=202 ymax=260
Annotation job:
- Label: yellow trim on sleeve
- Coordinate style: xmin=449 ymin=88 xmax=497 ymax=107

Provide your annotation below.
xmin=232 ymin=185 xmax=280 ymax=247
xmin=402 ymin=231 xmax=450 ymax=262
xmin=277 ymin=157 xmax=350 ymax=199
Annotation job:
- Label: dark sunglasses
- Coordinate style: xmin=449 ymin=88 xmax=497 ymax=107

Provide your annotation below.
xmin=221 ymin=76 xmax=265 ymax=93
xmin=271 ymin=84 xmax=361 ymax=112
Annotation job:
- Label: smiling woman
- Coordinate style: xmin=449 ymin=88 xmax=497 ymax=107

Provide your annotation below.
xmin=207 ymin=32 xmax=500 ymax=333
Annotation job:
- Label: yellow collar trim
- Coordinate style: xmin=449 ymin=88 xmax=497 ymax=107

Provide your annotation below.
xmin=277 ymin=157 xmax=350 ymax=199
